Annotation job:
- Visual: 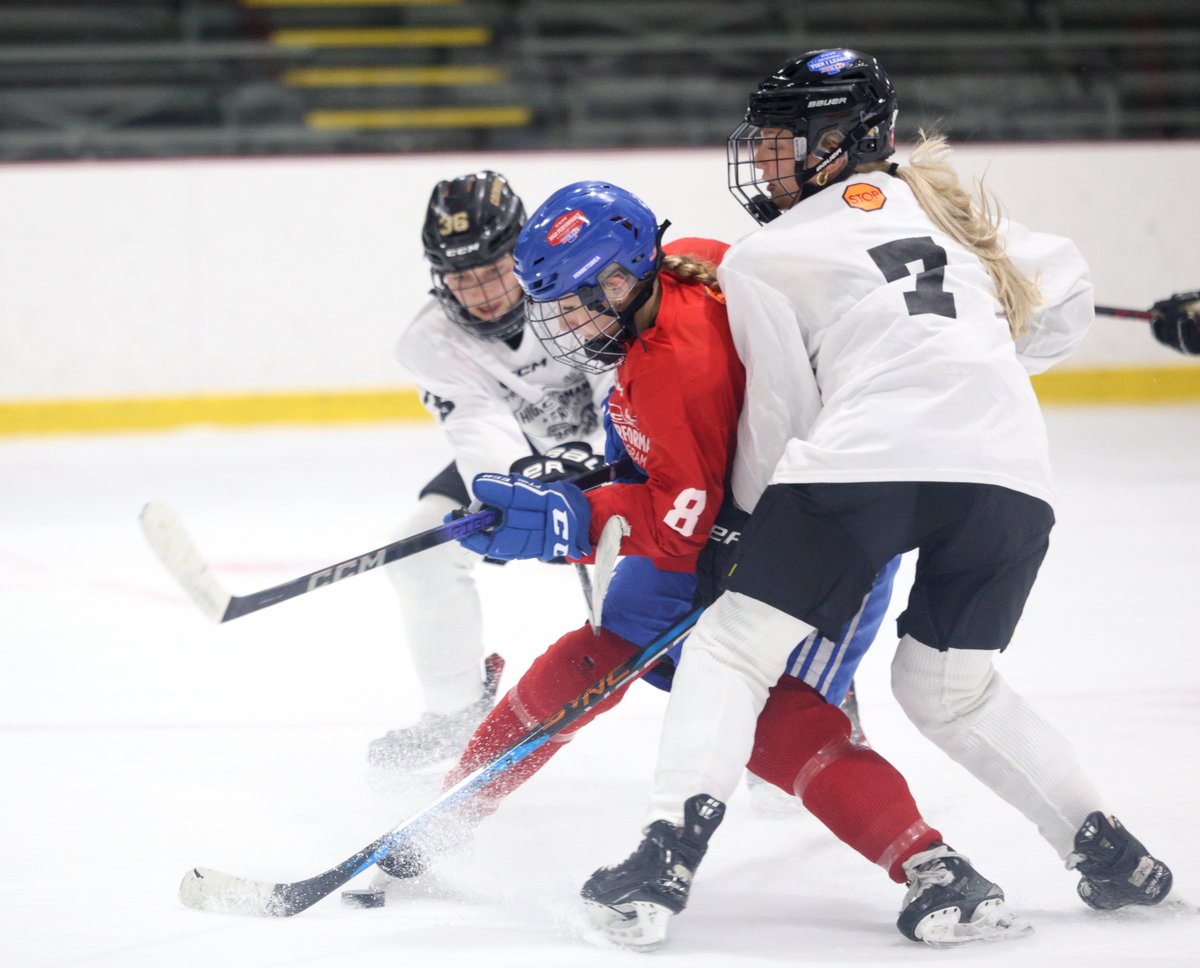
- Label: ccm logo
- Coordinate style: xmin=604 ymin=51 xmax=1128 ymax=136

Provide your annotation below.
xmin=842 ymin=182 xmax=886 ymax=211
xmin=307 ymin=550 xmax=386 ymax=589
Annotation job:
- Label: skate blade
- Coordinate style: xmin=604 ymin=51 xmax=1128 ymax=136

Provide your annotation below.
xmin=1094 ymin=896 xmax=1200 ymax=919
xmin=581 ymin=899 xmax=671 ymax=950
xmin=916 ymin=898 xmax=1034 ymax=947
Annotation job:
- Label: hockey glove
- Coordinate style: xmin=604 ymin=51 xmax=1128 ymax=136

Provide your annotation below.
xmin=1149 ymin=291 xmax=1200 ymax=355
xmin=453 ymin=473 xmax=592 ymax=562
xmin=508 ymin=441 xmax=603 ymax=482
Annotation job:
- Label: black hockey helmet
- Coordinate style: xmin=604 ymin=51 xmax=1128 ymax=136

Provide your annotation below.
xmin=728 ymin=49 xmax=898 ymax=223
xmin=422 ymin=170 xmax=527 ymax=341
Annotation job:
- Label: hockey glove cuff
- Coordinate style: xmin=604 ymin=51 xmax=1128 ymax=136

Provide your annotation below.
xmin=452 ymin=474 xmax=593 ymax=562
xmin=509 ymin=441 xmax=603 ymax=482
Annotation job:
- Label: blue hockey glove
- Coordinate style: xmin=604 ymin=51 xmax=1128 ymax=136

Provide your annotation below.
xmin=451 ymin=474 xmax=593 ymax=562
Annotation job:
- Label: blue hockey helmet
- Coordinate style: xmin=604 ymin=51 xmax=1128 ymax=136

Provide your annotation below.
xmin=514 ymin=181 xmax=663 ymax=373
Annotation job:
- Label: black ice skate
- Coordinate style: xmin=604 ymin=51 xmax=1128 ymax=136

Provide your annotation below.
xmin=374 ymin=841 xmax=428 ymax=882
xmin=898 ymin=844 xmax=1032 ymax=946
xmin=366 ymin=653 xmax=504 ymax=771
xmin=1070 ymin=811 xmax=1173 ymax=910
xmin=580 ymin=794 xmax=725 ymax=949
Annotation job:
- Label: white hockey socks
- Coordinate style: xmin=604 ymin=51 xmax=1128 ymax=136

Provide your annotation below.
xmin=647 ymin=591 xmax=815 ymax=826
xmin=891 ymin=634 xmax=1102 ymax=860
xmin=389 ymin=493 xmax=487 ymax=714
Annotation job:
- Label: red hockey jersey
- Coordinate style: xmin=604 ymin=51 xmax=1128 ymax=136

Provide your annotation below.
xmin=585 ymin=237 xmax=743 ymax=572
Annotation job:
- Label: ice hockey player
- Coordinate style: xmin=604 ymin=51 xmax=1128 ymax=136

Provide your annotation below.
xmin=382 ymin=180 xmax=1031 ymax=948
xmin=582 ymin=47 xmax=1172 ymax=948
xmin=366 ymin=171 xmax=611 ymax=771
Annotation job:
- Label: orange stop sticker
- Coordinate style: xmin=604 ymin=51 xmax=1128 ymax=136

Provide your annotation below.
xmin=842 ymin=183 xmax=886 ymax=211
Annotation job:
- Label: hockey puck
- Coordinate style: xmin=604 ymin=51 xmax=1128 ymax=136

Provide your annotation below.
xmin=341 ymin=888 xmax=386 ymax=909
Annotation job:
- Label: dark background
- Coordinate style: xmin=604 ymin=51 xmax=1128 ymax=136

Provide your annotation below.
xmin=1 ymin=0 xmax=1197 ymax=162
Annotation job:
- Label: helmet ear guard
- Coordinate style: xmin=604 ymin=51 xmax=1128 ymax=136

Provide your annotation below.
xmin=422 ymin=170 xmax=527 ymax=342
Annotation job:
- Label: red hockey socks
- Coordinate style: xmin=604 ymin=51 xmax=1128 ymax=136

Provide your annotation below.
xmin=747 ymin=677 xmax=941 ymax=883
xmin=443 ymin=624 xmax=641 ymax=813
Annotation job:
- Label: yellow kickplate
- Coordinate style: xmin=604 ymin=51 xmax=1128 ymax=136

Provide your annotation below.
xmin=271 ymin=26 xmax=489 ymax=47
xmin=283 ymin=65 xmax=506 ymax=87
xmin=306 ymin=105 xmax=532 ymax=129
xmin=245 ymin=1 xmax=461 ymax=8
xmin=0 ymin=391 xmax=431 ymax=436
xmin=1031 ymin=366 xmax=1200 ymax=404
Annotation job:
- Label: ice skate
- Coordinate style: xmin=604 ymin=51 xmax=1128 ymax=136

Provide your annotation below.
xmin=745 ymin=771 xmax=805 ymax=817
xmin=898 ymin=844 xmax=1032 ymax=946
xmin=580 ymin=795 xmax=725 ymax=949
xmin=1069 ymin=811 xmax=1172 ymax=911
xmin=840 ymin=679 xmax=868 ymax=747
xmin=344 ymin=846 xmax=428 ymax=910
xmin=373 ymin=841 xmax=428 ymax=884
xmin=367 ymin=653 xmax=503 ymax=771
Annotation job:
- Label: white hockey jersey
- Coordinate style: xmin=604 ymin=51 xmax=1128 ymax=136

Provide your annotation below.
xmin=719 ymin=168 xmax=1093 ymax=512
xmin=396 ymin=299 xmax=612 ymax=493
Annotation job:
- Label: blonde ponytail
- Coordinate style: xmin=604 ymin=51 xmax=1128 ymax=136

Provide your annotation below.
xmin=661 ymin=253 xmax=721 ymax=291
xmin=861 ymin=133 xmax=1041 ymax=339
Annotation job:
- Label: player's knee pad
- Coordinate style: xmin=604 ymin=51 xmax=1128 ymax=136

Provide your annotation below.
xmin=510 ymin=625 xmax=640 ymax=737
xmin=687 ymin=591 xmax=817 ymax=695
xmin=747 ymin=677 xmax=853 ymax=796
xmin=890 ymin=633 xmax=998 ymax=734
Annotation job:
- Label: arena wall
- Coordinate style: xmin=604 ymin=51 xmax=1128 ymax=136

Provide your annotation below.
xmin=2 ymin=142 xmax=1197 ymax=433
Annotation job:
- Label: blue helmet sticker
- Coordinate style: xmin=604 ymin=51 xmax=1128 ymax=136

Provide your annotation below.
xmin=807 ymin=49 xmax=856 ymax=75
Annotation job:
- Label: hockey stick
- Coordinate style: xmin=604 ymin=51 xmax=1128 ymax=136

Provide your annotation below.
xmin=140 ymin=463 xmax=616 ymax=624
xmin=1095 ymin=305 xmax=1152 ymax=321
xmin=177 ymin=605 xmax=703 ymax=917
xmin=1095 ymin=292 xmax=1199 ymax=321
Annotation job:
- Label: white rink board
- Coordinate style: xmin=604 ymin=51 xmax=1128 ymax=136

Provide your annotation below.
xmin=2 ymin=141 xmax=1198 ymax=401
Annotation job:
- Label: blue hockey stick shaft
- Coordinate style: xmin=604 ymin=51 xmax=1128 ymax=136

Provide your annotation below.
xmin=178 ymin=605 xmax=704 ymax=916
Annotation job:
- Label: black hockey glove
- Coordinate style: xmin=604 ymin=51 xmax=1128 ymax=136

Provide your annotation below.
xmin=1149 ymin=291 xmax=1200 ymax=355
xmin=509 ymin=441 xmax=603 ymax=483
xmin=692 ymin=502 xmax=751 ymax=610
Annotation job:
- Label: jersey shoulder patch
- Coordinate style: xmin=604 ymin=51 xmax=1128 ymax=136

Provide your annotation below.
xmin=841 ymin=182 xmax=887 ymax=212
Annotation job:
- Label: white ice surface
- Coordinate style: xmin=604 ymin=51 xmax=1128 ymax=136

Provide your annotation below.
xmin=3 ymin=407 xmax=1199 ymax=967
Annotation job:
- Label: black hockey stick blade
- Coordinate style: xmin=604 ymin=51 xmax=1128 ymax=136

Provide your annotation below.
xmin=177 ymin=606 xmax=703 ymax=916
xmin=139 ymin=501 xmax=500 ymax=623
xmin=140 ymin=463 xmax=617 ymax=623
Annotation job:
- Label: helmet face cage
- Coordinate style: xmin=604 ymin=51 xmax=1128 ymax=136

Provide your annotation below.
xmin=429 ymin=256 xmax=525 ymax=343
xmin=422 ymin=170 xmax=527 ymax=342
xmin=514 ymin=181 xmax=661 ymax=373
xmin=728 ymin=49 xmax=897 ymax=224
xmin=524 ymin=263 xmax=644 ymax=374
